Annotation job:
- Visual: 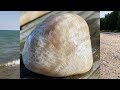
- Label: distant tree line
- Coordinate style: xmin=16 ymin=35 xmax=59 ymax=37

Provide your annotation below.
xmin=100 ymin=11 xmax=120 ymax=32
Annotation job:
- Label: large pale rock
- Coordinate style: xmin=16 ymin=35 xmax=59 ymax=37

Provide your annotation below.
xmin=22 ymin=13 xmax=93 ymax=77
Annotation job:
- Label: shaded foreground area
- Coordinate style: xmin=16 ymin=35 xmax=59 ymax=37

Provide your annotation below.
xmin=100 ymin=32 xmax=120 ymax=79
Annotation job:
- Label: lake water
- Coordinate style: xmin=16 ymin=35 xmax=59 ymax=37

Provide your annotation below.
xmin=0 ymin=30 xmax=19 ymax=64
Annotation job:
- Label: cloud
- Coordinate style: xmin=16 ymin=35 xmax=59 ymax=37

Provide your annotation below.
xmin=100 ymin=11 xmax=113 ymax=18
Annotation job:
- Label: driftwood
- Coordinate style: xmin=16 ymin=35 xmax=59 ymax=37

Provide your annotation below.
xmin=20 ymin=11 xmax=50 ymax=26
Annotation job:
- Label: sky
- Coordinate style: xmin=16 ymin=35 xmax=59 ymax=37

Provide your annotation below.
xmin=0 ymin=11 xmax=20 ymax=30
xmin=100 ymin=11 xmax=113 ymax=18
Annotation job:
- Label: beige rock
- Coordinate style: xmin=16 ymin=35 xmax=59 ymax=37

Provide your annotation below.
xmin=22 ymin=13 xmax=93 ymax=77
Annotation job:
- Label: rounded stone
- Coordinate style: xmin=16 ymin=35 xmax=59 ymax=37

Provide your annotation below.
xmin=22 ymin=13 xmax=93 ymax=77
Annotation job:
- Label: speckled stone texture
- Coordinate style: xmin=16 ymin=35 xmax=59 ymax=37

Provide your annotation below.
xmin=22 ymin=13 xmax=93 ymax=77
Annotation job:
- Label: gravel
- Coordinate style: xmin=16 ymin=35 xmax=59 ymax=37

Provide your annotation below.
xmin=100 ymin=32 xmax=120 ymax=79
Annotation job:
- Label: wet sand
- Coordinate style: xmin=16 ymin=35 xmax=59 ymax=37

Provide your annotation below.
xmin=0 ymin=61 xmax=20 ymax=79
xmin=100 ymin=32 xmax=120 ymax=79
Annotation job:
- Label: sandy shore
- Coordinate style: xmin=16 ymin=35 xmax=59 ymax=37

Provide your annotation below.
xmin=0 ymin=60 xmax=20 ymax=79
xmin=100 ymin=32 xmax=120 ymax=79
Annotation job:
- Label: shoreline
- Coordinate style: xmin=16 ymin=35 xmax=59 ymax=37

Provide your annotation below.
xmin=0 ymin=30 xmax=19 ymax=31
xmin=0 ymin=59 xmax=20 ymax=79
xmin=0 ymin=59 xmax=20 ymax=67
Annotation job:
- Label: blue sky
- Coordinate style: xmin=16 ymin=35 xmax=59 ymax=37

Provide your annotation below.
xmin=0 ymin=11 xmax=20 ymax=30
xmin=100 ymin=11 xmax=113 ymax=18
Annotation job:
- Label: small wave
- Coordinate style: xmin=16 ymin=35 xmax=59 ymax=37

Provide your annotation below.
xmin=0 ymin=60 xmax=20 ymax=67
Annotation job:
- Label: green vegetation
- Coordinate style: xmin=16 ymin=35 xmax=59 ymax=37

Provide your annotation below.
xmin=100 ymin=11 xmax=120 ymax=32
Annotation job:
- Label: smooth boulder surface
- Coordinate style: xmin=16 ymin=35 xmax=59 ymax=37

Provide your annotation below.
xmin=22 ymin=13 xmax=93 ymax=77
